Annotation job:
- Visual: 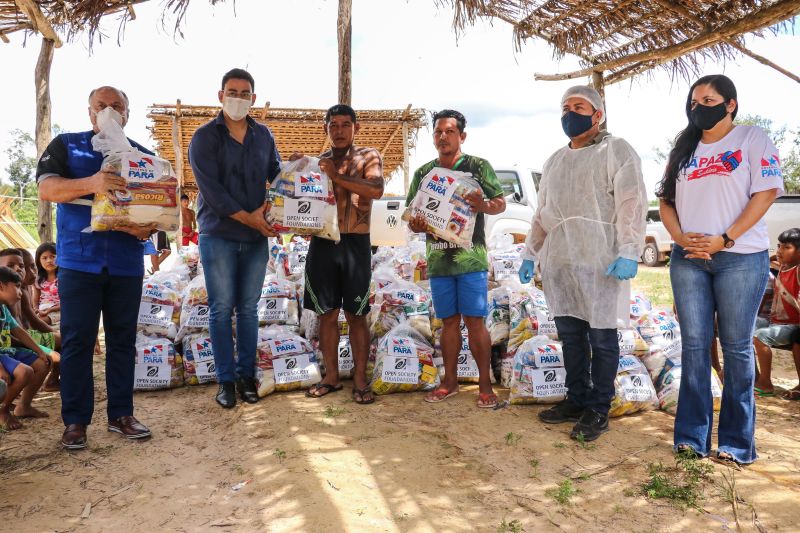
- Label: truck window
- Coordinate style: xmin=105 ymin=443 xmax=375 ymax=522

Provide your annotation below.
xmin=648 ymin=209 xmax=662 ymax=223
xmin=531 ymin=171 xmax=542 ymax=190
xmin=496 ymin=171 xmax=522 ymax=199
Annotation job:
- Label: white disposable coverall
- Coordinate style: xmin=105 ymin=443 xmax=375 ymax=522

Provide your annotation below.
xmin=523 ymin=133 xmax=648 ymax=329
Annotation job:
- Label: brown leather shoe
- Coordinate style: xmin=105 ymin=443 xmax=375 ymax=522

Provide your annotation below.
xmin=108 ymin=416 xmax=151 ymax=440
xmin=62 ymin=424 xmax=88 ymax=450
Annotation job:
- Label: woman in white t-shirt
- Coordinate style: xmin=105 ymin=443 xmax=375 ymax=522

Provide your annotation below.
xmin=657 ymin=74 xmax=784 ymax=466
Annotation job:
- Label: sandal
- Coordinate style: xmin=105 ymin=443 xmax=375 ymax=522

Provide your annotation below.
xmin=754 ymin=387 xmax=775 ymax=398
xmin=675 ymin=444 xmax=701 ymax=459
xmin=477 ymin=392 xmax=498 ymax=409
xmin=305 ymin=382 xmax=343 ymax=398
xmin=424 ymin=388 xmax=459 ymax=403
xmin=352 ymin=388 xmax=375 ymax=405
xmin=782 ymin=389 xmax=800 ymax=401
xmin=710 ymin=452 xmax=743 ymax=471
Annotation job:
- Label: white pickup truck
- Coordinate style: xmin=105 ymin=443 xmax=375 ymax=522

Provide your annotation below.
xmin=370 ymin=165 xmax=541 ymax=247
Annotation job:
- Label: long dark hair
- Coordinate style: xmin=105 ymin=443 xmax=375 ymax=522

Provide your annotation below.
xmin=656 ymin=75 xmax=738 ymax=206
xmin=35 ymin=242 xmax=56 ymax=286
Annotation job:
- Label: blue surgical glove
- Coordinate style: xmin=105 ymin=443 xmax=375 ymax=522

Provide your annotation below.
xmin=606 ymin=257 xmax=638 ymax=280
xmin=518 ymin=259 xmax=535 ymax=284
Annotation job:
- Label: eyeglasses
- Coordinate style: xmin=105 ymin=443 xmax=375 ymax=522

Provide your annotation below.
xmin=224 ymin=90 xmax=252 ymax=99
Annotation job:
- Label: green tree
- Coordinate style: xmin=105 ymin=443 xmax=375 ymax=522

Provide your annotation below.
xmin=652 ymin=114 xmax=799 ymax=193
xmin=4 ymin=129 xmax=37 ymax=196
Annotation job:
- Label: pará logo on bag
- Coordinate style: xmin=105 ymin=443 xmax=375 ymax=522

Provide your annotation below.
xmin=390 ymin=338 xmax=414 ymax=355
xmin=299 ymin=173 xmax=325 ymax=195
xmin=146 ymin=366 xmax=159 ymax=377
xmin=394 ymin=358 xmax=407 ymax=370
xmin=544 ymin=370 xmax=557 ymax=383
xmin=425 ymin=198 xmax=441 ymax=210
xmin=298 ymin=201 xmax=311 ymax=214
xmin=286 ymin=358 xmax=297 ymax=370
xmin=127 ymin=158 xmax=156 ymax=180
xmin=425 ymin=174 xmax=454 ymax=196
xmin=273 ymin=339 xmax=299 ymax=354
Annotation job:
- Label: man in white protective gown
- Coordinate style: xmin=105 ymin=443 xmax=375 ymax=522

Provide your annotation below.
xmin=518 ymin=85 xmax=648 ymax=442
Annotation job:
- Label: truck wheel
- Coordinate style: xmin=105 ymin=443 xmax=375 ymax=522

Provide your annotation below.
xmin=642 ymin=242 xmax=660 ymax=267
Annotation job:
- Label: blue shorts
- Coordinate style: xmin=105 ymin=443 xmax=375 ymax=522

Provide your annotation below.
xmin=0 ymin=349 xmax=39 ymax=382
xmin=429 ymin=271 xmax=489 ymax=319
xmin=754 ymin=318 xmax=799 ymax=347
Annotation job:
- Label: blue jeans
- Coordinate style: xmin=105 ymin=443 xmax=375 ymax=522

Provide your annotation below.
xmin=553 ymin=316 xmax=620 ymax=415
xmin=670 ymin=246 xmax=768 ymax=464
xmin=199 ymin=234 xmax=270 ymax=383
xmin=59 ymin=268 xmax=143 ymax=425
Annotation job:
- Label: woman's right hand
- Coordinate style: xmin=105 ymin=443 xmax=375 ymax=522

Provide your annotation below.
xmin=678 ymin=232 xmax=712 ymax=260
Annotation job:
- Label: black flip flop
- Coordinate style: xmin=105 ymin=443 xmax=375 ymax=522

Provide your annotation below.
xmin=352 ymin=388 xmax=375 ymax=405
xmin=709 ymin=452 xmax=743 ymax=471
xmin=305 ymin=382 xmax=343 ymax=398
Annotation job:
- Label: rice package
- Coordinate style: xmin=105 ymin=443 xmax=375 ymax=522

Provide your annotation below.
xmin=370 ymin=324 xmax=439 ymax=395
xmin=486 ymin=285 xmax=512 ymax=346
xmin=177 ymin=275 xmax=209 ymax=341
xmin=266 ymin=156 xmax=340 ymax=242
xmin=509 ymin=336 xmax=567 ymax=405
xmin=181 ymin=334 xmax=217 ymax=385
xmin=133 ymin=335 xmax=184 ymax=391
xmin=90 ymin=119 xmax=178 ymax=231
xmin=137 ymin=279 xmax=182 ymax=339
xmin=258 ymin=276 xmax=300 ymax=326
xmin=608 ymin=355 xmax=658 ymax=417
xmin=369 ymin=279 xmax=432 ymax=341
xmin=255 ymin=332 xmax=321 ymax=396
xmin=403 ymin=167 xmax=480 ymax=248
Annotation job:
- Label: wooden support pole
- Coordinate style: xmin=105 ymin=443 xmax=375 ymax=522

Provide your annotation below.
xmin=591 ymin=70 xmax=607 ymax=130
xmin=14 ymin=0 xmax=62 ymax=47
xmin=337 ymin=0 xmax=352 ymax=106
xmin=402 ymin=121 xmax=409 ymax=193
xmin=260 ymin=101 xmax=271 ymax=121
xmin=35 ymin=37 xmax=55 ymax=243
xmin=0 ymin=32 xmax=9 ymax=44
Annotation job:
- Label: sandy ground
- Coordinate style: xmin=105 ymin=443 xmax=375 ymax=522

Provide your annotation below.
xmin=1 ymin=343 xmax=799 ymax=533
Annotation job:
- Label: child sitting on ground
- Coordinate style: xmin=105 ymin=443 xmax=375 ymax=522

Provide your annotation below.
xmin=33 ymin=242 xmax=60 ymax=326
xmin=753 ymin=228 xmax=800 ymax=398
xmin=0 ymin=266 xmax=52 ymax=430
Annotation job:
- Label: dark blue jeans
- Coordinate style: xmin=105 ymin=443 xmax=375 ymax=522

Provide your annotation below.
xmin=59 ymin=268 xmax=142 ymax=426
xmin=553 ymin=315 xmax=620 ymax=415
xmin=671 ymin=246 xmax=768 ymax=464
xmin=199 ymin=234 xmax=270 ymax=383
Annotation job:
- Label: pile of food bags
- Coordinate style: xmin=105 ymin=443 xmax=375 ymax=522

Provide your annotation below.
xmin=255 ymin=329 xmax=321 ymax=397
xmin=266 ymin=156 xmax=340 ymax=242
xmin=368 ymin=275 xmax=432 ymax=341
xmin=402 ymin=167 xmax=480 ymax=248
xmin=509 ymin=336 xmax=567 ymax=404
xmin=137 ymin=272 xmax=184 ymax=340
xmin=257 ymin=275 xmax=300 ymax=328
xmin=133 ymin=335 xmax=184 ymax=390
xmin=90 ymin=118 xmax=178 ymax=231
xmin=370 ymin=323 xmax=439 ymax=395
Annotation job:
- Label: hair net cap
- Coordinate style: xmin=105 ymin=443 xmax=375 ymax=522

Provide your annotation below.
xmin=561 ymin=85 xmax=606 ymax=124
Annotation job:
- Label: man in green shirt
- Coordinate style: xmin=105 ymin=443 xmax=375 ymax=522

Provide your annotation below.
xmin=406 ymin=109 xmax=506 ymax=407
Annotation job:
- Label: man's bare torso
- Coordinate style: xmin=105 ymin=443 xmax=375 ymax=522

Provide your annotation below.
xmin=320 ymin=146 xmax=383 ymax=234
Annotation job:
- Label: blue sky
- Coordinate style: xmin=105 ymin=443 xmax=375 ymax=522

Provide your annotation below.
xmin=0 ymin=0 xmax=798 ymax=197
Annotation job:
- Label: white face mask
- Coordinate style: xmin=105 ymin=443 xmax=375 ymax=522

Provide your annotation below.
xmin=93 ymin=106 xmax=125 ymax=131
xmin=223 ymin=96 xmax=252 ymax=121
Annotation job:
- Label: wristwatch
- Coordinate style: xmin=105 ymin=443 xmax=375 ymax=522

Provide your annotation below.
xmin=722 ymin=233 xmax=735 ymax=249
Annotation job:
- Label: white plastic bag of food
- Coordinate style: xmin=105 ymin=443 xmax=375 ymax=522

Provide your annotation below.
xmin=266 ymin=156 xmax=340 ymax=242
xmin=654 ymin=358 xmax=722 ymax=415
xmin=89 ymin=117 xmax=179 ymax=231
xmin=630 ymin=293 xmax=653 ymax=320
xmin=258 ymin=276 xmax=300 ymax=327
xmin=617 ymin=328 xmax=649 ymax=357
xmin=181 ymin=334 xmax=217 ymax=385
xmin=176 ymin=275 xmax=210 ymax=341
xmin=608 ymin=356 xmax=659 ymax=417
xmin=368 ymin=278 xmax=432 ymax=341
xmin=486 ymin=285 xmax=512 ymax=346
xmin=370 ymin=323 xmax=439 ymax=395
xmin=255 ymin=331 xmax=321 ymax=396
xmin=509 ymin=336 xmax=567 ymax=404
xmin=137 ymin=279 xmax=182 ymax=339
xmin=402 ymin=167 xmax=480 ymax=248
xmin=133 ymin=335 xmax=184 ymax=391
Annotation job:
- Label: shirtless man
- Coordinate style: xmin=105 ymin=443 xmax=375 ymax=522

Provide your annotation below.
xmin=180 ymin=194 xmax=198 ymax=246
xmin=296 ymin=104 xmax=384 ymax=404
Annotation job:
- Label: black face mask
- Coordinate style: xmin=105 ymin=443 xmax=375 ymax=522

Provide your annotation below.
xmin=561 ymin=111 xmax=595 ymax=138
xmin=690 ymin=102 xmax=729 ymax=131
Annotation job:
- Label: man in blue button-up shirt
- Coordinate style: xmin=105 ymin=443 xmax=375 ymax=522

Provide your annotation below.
xmin=38 ymin=86 xmax=156 ymax=450
xmin=189 ymin=68 xmax=281 ymax=409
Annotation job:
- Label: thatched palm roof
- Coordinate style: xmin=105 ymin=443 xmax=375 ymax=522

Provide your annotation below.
xmin=147 ymin=103 xmax=426 ymax=191
xmin=440 ymin=0 xmax=800 ymax=85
